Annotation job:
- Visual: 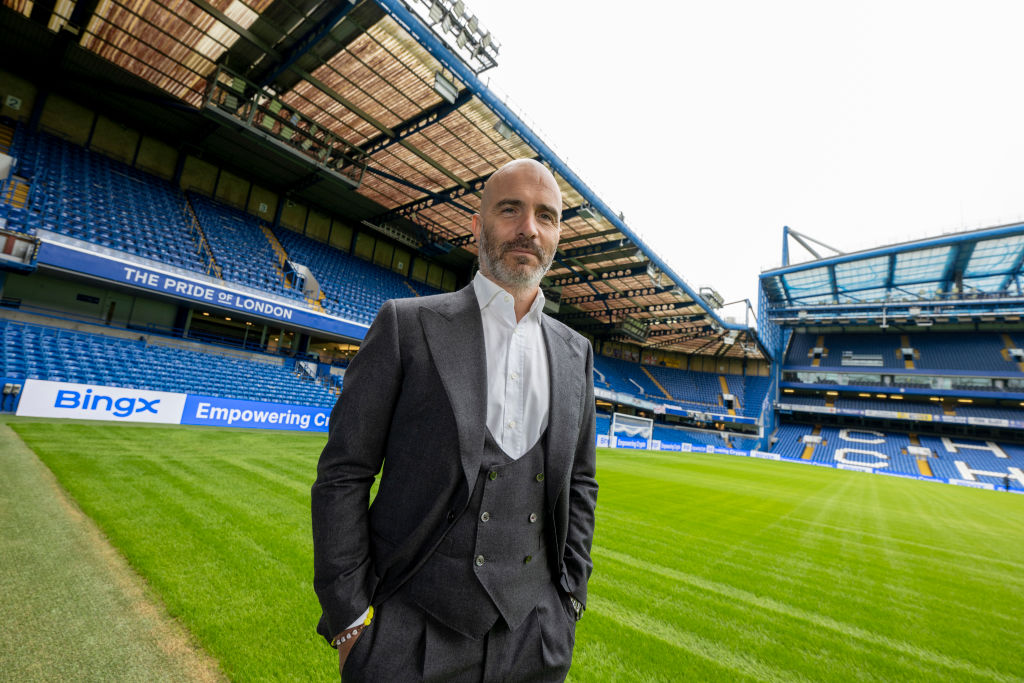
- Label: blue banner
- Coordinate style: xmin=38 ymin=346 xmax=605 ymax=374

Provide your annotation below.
xmin=181 ymin=394 xmax=330 ymax=432
xmin=38 ymin=241 xmax=370 ymax=340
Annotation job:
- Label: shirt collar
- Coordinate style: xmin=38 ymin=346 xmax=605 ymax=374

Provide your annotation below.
xmin=473 ymin=271 xmax=546 ymax=321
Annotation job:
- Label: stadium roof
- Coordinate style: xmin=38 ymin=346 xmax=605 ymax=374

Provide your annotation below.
xmin=0 ymin=0 xmax=764 ymax=359
xmin=761 ymin=222 xmax=1024 ymax=325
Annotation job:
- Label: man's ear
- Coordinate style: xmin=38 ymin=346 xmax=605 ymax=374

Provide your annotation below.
xmin=471 ymin=214 xmax=482 ymax=240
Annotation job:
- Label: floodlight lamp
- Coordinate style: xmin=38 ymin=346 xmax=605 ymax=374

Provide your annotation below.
xmin=467 ymin=15 xmax=478 ymax=32
xmin=453 ymin=0 xmax=465 ymax=17
xmin=577 ymin=204 xmax=596 ymax=220
xmin=433 ymin=71 xmax=459 ymax=104
xmin=457 ymin=30 xmax=468 ymax=48
xmin=493 ymin=120 xmax=513 ymax=140
xmin=441 ymin=15 xmax=453 ymax=33
xmin=428 ymin=1 xmax=443 ymax=22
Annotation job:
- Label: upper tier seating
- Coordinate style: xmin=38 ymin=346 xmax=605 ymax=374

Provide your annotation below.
xmin=8 ymin=125 xmax=207 ymax=271
xmin=188 ymin=193 xmax=304 ymax=301
xmin=593 ymin=355 xmax=766 ymax=418
xmin=0 ymin=319 xmax=335 ymax=407
xmin=785 ymin=331 xmax=1022 ymax=374
xmin=593 ymin=355 xmax=663 ymax=398
xmin=274 ymin=228 xmax=441 ymax=325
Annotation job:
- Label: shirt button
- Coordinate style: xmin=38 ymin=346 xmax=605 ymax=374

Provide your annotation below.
xmin=510 ymin=372 xmax=518 ymax=380
xmin=507 ymin=420 xmax=516 ymax=428
xmin=489 ymin=471 xmax=498 ymax=481
xmin=480 ymin=511 xmax=490 ymax=522
xmin=535 ymin=473 xmax=545 ymax=482
xmin=475 ymin=555 xmax=486 ymax=567
xmin=529 ymin=513 xmax=537 ymax=523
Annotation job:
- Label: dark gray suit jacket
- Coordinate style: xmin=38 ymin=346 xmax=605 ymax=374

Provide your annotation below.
xmin=312 ymin=284 xmax=598 ymax=642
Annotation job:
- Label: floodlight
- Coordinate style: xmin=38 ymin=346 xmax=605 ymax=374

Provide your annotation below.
xmin=457 ymin=30 xmax=468 ymax=48
xmin=577 ymin=204 xmax=596 ymax=220
xmin=433 ymin=71 xmax=459 ymax=104
xmin=428 ymin=1 xmax=443 ymax=22
xmin=467 ymin=15 xmax=478 ymax=32
xmin=493 ymin=120 xmax=513 ymax=140
xmin=453 ymin=0 xmax=464 ymax=17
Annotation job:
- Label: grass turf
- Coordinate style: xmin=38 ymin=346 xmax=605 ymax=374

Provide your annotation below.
xmin=8 ymin=419 xmax=1024 ymax=681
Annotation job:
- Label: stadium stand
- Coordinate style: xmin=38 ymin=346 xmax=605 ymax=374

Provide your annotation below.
xmin=785 ymin=331 xmax=1022 ymax=374
xmin=8 ymin=126 xmax=209 ymax=272
xmin=273 ymin=227 xmax=441 ymax=326
xmin=187 ymin=193 xmax=305 ymax=302
xmin=0 ymin=319 xmax=336 ymax=408
xmin=593 ymin=355 xmax=664 ymax=398
xmin=771 ymin=422 xmax=1024 ymax=489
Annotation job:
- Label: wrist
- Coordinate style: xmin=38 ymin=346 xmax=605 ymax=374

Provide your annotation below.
xmin=332 ymin=606 xmax=374 ymax=648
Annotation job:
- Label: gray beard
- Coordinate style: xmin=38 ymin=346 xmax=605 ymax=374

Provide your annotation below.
xmin=478 ymin=227 xmax=555 ymax=292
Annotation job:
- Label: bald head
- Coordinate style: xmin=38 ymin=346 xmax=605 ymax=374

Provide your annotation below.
xmin=471 ymin=159 xmax=562 ymax=296
xmin=480 ymin=159 xmax=562 ymax=218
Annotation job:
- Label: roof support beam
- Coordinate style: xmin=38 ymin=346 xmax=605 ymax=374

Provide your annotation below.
xmin=548 ymin=262 xmax=650 ymax=287
xmin=940 ymin=241 xmax=974 ymax=294
xmin=361 ymin=90 xmax=475 ymax=157
xmin=562 ymin=238 xmax=634 ymax=260
xmin=559 ymin=228 xmax=622 ymax=245
xmin=999 ymin=247 xmax=1024 ymax=293
xmin=561 ymin=285 xmax=676 ymax=306
xmin=187 ymin=0 xmax=280 ymax=58
xmin=259 ymin=1 xmax=360 ymax=87
xmin=376 ymin=171 xmax=491 ymax=222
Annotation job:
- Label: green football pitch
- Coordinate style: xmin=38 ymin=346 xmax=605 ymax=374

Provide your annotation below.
xmin=7 ymin=420 xmax=1024 ymax=682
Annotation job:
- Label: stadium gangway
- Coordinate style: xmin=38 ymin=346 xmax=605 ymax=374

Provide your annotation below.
xmin=201 ymin=66 xmax=367 ymax=190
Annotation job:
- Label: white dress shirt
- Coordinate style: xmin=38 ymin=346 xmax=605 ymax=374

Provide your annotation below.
xmin=473 ymin=271 xmax=550 ymax=459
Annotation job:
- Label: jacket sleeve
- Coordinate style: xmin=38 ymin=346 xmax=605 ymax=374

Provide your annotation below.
xmin=562 ymin=340 xmax=598 ymax=607
xmin=311 ymin=299 xmax=403 ymax=641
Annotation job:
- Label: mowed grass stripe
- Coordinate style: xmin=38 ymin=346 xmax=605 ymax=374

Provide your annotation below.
xmin=10 ymin=422 xmax=1024 ymax=681
xmin=597 ymin=505 xmax=1024 ymax=650
xmin=595 ymin=547 xmax=1012 ymax=682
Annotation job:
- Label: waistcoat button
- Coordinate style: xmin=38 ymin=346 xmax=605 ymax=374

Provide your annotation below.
xmin=475 ymin=555 xmax=485 ymax=567
xmin=480 ymin=511 xmax=490 ymax=522
xmin=523 ymin=555 xmax=532 ymax=563
xmin=535 ymin=473 xmax=544 ymax=482
xmin=528 ymin=513 xmax=537 ymax=523
xmin=489 ymin=471 xmax=498 ymax=481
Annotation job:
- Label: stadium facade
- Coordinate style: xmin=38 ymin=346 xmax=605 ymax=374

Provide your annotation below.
xmin=1 ymin=0 xmax=1021 ymax=492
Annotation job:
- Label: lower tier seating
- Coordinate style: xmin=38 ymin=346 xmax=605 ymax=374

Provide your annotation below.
xmin=0 ymin=319 xmax=335 ymax=407
xmin=770 ymin=422 xmax=1023 ymax=490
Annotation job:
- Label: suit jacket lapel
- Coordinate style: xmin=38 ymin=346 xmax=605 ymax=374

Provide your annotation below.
xmin=420 ymin=285 xmax=487 ymax=492
xmin=543 ymin=318 xmax=583 ymax=504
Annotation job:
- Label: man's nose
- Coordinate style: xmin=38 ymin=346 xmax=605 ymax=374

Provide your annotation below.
xmin=518 ymin=211 xmax=541 ymax=238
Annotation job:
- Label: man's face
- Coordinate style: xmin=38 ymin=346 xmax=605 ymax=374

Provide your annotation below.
xmin=473 ymin=162 xmax=561 ymax=291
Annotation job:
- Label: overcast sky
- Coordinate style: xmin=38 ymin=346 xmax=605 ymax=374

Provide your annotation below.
xmin=464 ymin=0 xmax=1024 ymax=325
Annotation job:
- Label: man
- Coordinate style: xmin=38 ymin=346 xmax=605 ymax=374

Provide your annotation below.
xmin=312 ymin=158 xmax=598 ymax=682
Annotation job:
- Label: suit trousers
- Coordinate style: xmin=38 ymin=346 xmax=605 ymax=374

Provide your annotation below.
xmin=341 ymin=579 xmax=577 ymax=683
